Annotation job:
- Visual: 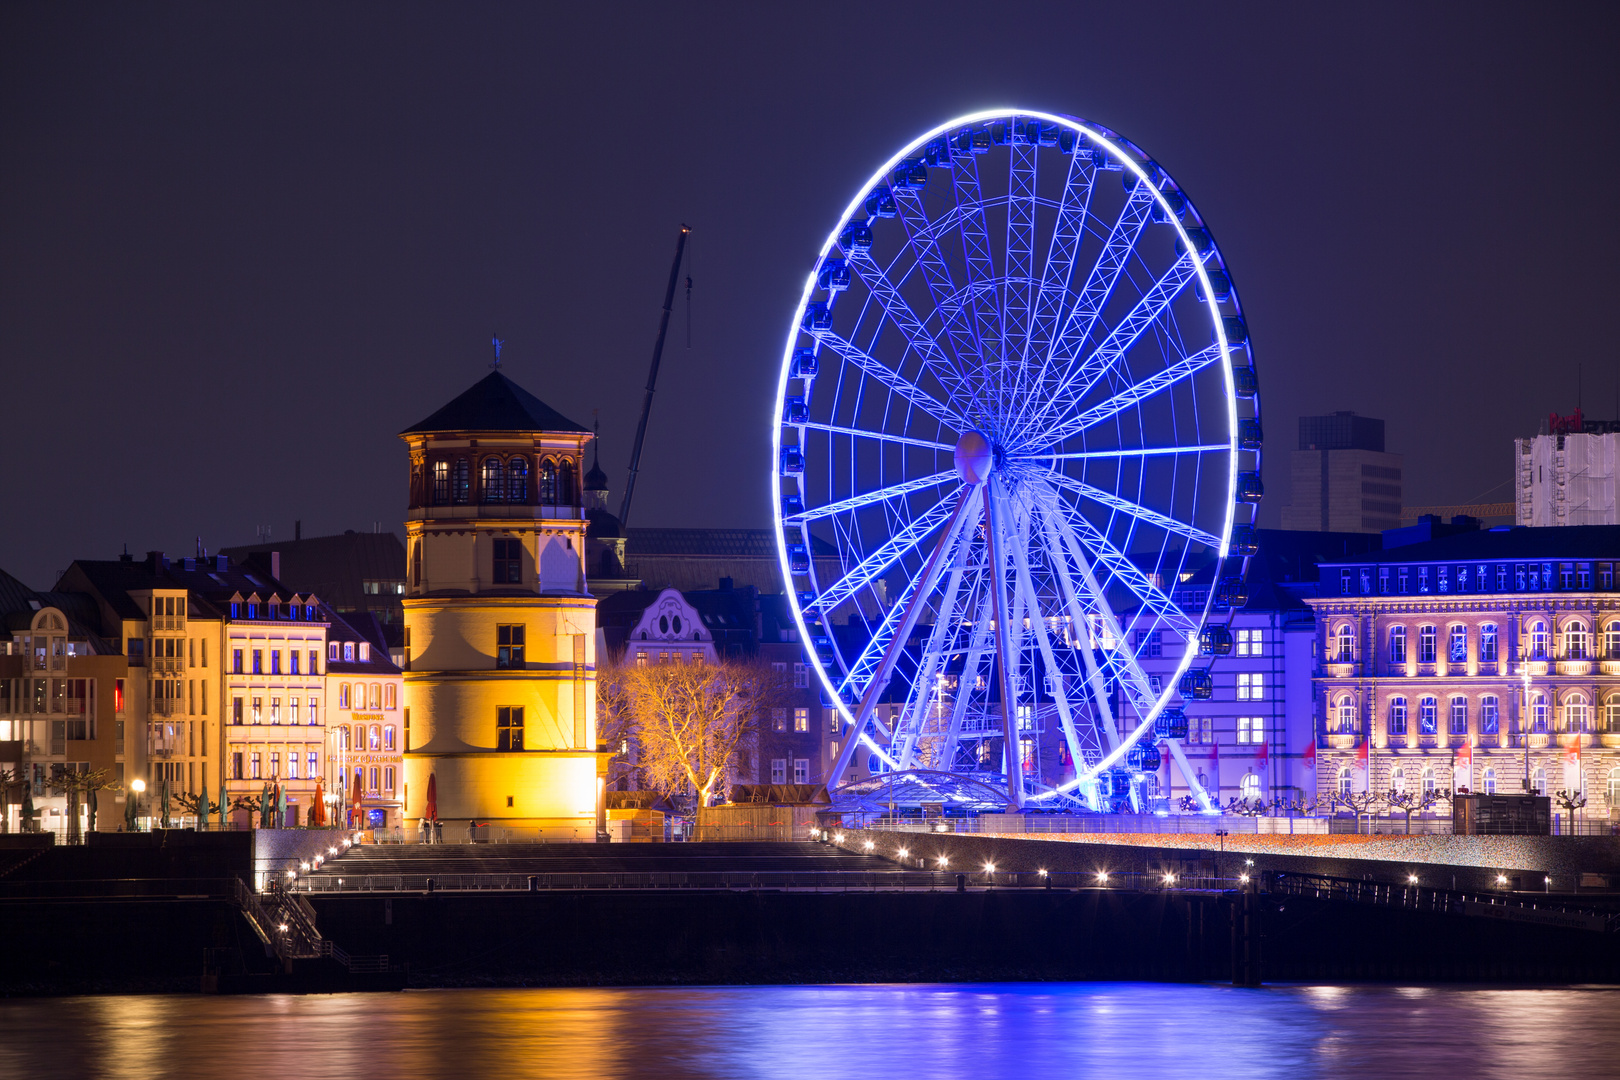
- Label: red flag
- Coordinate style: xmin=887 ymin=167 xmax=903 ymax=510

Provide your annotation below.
xmin=1355 ymin=738 xmax=1369 ymax=791
xmin=1256 ymin=738 xmax=1268 ymax=766
xmin=1455 ymin=742 xmax=1473 ymax=793
xmin=1563 ymin=735 xmax=1582 ymax=792
xmin=1303 ymin=739 xmax=1315 ymax=766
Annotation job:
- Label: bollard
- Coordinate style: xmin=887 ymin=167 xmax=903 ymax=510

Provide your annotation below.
xmin=426 ymin=877 xmax=435 ymax=895
xmin=528 ymin=875 xmax=538 ymax=892
xmin=956 ymin=873 xmax=966 ymax=893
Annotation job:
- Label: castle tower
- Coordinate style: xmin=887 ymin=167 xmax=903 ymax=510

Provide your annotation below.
xmin=399 ymin=370 xmax=606 ymax=837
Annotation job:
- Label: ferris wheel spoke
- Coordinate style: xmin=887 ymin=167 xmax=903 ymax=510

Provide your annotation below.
xmin=949 ymin=153 xmax=1003 ymax=394
xmin=809 ymin=492 xmax=960 ymax=617
xmin=1039 ymin=484 xmax=1195 ymax=635
xmin=1009 ymin=496 xmax=1091 ymax=783
xmin=1043 ymin=177 xmax=1156 ymax=375
xmin=896 ymin=504 xmax=980 ymax=769
xmin=1018 ymin=151 xmax=1098 ymax=413
xmin=1033 ymin=505 xmax=1126 ymax=756
xmin=795 ymin=421 xmax=953 ymax=454
xmin=788 ymin=471 xmax=956 ymax=528
xmin=1040 ymin=444 xmax=1226 ymax=462
xmin=1002 ymin=141 xmax=1039 ymax=404
xmin=1036 ymin=343 xmax=1226 ymax=450
xmin=984 ymin=478 xmax=1024 ymax=806
xmin=841 ymin=251 xmax=974 ymax=408
xmin=1043 ymin=251 xmax=1203 ymax=419
xmin=893 ymin=188 xmax=984 ymax=380
xmin=1047 ymin=473 xmax=1221 ymax=550
xmin=807 ymin=328 xmax=966 ymax=432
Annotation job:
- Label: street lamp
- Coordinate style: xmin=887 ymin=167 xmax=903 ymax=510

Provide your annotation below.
xmin=129 ymin=778 xmax=146 ymax=831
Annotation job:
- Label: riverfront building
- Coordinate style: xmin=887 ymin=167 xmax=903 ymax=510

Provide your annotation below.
xmin=1308 ymin=525 xmax=1620 ymax=817
xmin=399 ymin=371 xmax=607 ymax=838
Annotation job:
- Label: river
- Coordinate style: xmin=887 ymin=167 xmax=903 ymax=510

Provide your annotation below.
xmin=2 ymin=983 xmax=1615 ymax=1079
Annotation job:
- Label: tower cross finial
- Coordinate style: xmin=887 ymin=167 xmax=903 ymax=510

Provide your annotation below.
xmin=491 ymin=334 xmax=504 ymax=369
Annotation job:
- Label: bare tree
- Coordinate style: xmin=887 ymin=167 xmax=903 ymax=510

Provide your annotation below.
xmin=602 ymin=656 xmax=789 ymax=807
xmin=45 ymin=766 xmax=119 ymax=844
xmin=1320 ymin=788 xmax=1384 ymax=834
xmin=1386 ymin=786 xmax=1451 ymax=833
xmin=1555 ymin=788 xmax=1587 ymax=832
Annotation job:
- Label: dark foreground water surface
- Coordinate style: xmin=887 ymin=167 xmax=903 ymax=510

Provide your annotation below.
xmin=3 ymin=983 xmax=1616 ymax=1079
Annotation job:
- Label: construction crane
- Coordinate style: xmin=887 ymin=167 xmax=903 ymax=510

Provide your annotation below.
xmin=619 ymin=224 xmax=691 ymax=527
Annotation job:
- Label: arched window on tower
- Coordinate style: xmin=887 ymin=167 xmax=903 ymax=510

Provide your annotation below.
xmin=452 ymin=459 xmax=470 ymax=504
xmin=559 ymin=460 xmax=576 ymax=506
xmin=508 ymin=456 xmax=529 ymax=503
xmin=482 ymin=457 xmax=506 ymax=503
xmin=539 ymin=459 xmax=559 ymax=504
xmin=432 ymin=460 xmax=449 ymax=505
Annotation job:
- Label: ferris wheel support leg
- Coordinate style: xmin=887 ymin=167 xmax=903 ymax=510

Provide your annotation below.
xmin=984 ymin=478 xmax=1024 ymax=810
xmin=1009 ymin=505 xmax=1089 ymax=794
xmin=828 ymin=485 xmax=976 ymax=787
xmin=1035 ymin=502 xmax=1123 ymax=755
xmin=1165 ymin=738 xmax=1217 ymax=813
xmin=897 ymin=499 xmax=981 ymax=770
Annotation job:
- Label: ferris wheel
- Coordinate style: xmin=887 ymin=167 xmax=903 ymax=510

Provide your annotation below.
xmin=772 ymin=109 xmax=1261 ymax=811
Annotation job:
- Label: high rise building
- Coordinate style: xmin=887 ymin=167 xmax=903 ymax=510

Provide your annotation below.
xmin=1516 ymin=410 xmax=1620 ymax=527
xmin=1281 ymin=412 xmax=1403 ymax=534
xmin=399 ymin=370 xmax=607 ymax=839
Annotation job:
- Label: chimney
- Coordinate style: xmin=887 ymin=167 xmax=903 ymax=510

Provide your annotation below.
xmin=271 ymin=552 xmax=281 ymax=580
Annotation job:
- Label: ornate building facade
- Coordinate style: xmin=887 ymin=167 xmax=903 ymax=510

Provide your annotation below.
xmin=1308 ymin=525 xmax=1620 ymax=818
xmin=399 ymin=371 xmax=607 ymax=838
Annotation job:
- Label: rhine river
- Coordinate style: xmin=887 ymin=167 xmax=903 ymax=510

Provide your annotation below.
xmin=2 ymin=983 xmax=1615 ymax=1078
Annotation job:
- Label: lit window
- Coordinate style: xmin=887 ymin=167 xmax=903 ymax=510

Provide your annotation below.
xmin=433 ymin=460 xmax=450 ymax=504
xmin=1335 ymin=624 xmax=1354 ymax=662
xmin=1563 ymin=621 xmax=1590 ymax=660
xmin=508 ymin=457 xmax=529 ymax=503
xmin=1449 ymin=696 xmax=1467 ymax=735
xmin=794 ymin=707 xmax=809 ymax=733
xmin=384 ymin=726 xmax=395 ymax=751
xmin=1563 ymin=694 xmax=1590 ymax=734
xmin=1337 ymin=767 xmax=1352 ymax=796
xmin=1418 ymin=696 xmax=1438 ymax=735
xmin=250 ymin=752 xmax=261 ymax=779
xmin=1237 ymin=673 xmax=1264 ymax=700
xmin=1422 ymin=767 xmax=1437 ymax=796
xmin=452 ymin=459 xmax=470 ymax=504
xmin=1240 ymin=773 xmax=1260 ymax=800
xmin=385 ymin=684 xmax=396 ymax=710
xmin=481 ymin=457 xmax=506 ymax=504
xmin=1528 ymin=621 xmax=1548 ymax=660
xmin=1388 ymin=697 xmax=1408 ymax=736
xmin=1479 ymin=624 xmax=1498 ymax=663
xmin=1482 ymin=767 xmax=1496 ymax=794
xmin=497 ymin=706 xmax=524 ymax=751
xmin=1388 ymin=626 xmax=1407 ymax=665
xmin=1531 ymin=693 xmax=1549 ymax=733
xmin=1480 ymin=696 xmax=1499 ymax=734
xmin=772 ymin=708 xmax=787 ymax=733
xmin=497 ymin=624 xmax=526 ymax=668
xmin=338 ymin=684 xmax=350 ymax=710
xmin=1448 ymin=625 xmax=1467 ymax=664
xmin=1334 ymin=695 xmax=1355 ymax=733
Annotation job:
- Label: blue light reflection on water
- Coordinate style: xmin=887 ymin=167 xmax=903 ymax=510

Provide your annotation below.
xmin=3 ymin=982 xmax=1617 ymax=1080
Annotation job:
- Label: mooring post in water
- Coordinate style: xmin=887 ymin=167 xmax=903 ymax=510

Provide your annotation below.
xmin=1232 ymin=875 xmax=1262 ymax=987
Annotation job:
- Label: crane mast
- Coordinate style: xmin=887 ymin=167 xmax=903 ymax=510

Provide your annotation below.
xmin=619 ymin=224 xmax=690 ymax=527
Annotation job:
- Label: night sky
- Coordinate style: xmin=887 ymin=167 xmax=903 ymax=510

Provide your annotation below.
xmin=3 ymin=3 xmax=1616 ymax=589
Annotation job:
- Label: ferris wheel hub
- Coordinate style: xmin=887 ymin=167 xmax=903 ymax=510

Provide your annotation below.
xmin=953 ymin=430 xmax=996 ymax=485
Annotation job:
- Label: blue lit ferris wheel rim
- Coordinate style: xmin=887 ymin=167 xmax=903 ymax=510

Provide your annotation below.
xmin=771 ymin=108 xmax=1258 ymax=804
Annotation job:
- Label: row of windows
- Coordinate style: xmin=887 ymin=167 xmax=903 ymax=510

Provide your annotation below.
xmin=228 ymin=601 xmax=319 ymax=622
xmin=770 ymin=708 xmax=812 ymax=733
xmin=234 ymin=696 xmax=320 ymax=725
xmin=338 ymin=722 xmax=398 ymax=752
xmin=231 ymin=749 xmax=320 ymax=780
xmin=428 ymin=456 xmax=577 ymax=506
xmin=1136 ymin=629 xmax=1266 ymax=657
xmin=336 ymin=682 xmax=396 ymax=711
xmin=227 ymin=641 xmax=375 ymax=675
xmin=1336 ymin=620 xmax=1620 ymax=665
xmin=1331 ymin=692 xmax=1620 ymax=735
xmin=770 ymin=758 xmax=811 ymax=784
xmin=1339 ymin=561 xmax=1616 ymax=596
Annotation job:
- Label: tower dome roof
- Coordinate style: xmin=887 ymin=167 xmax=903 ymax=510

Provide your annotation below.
xmin=399 ymin=371 xmax=590 ymax=436
xmin=584 ymin=458 xmax=609 ymax=492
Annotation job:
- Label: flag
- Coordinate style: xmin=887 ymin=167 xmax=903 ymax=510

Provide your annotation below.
xmin=1563 ymin=735 xmax=1582 ymax=793
xmin=1256 ymin=737 xmax=1268 ymax=766
xmin=1303 ymin=739 xmax=1315 ymax=766
xmin=1355 ymin=737 xmax=1369 ymax=792
xmin=1454 ymin=741 xmax=1473 ymax=793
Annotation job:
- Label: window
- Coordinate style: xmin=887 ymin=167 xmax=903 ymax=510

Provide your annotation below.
xmin=772 ymin=708 xmax=787 ymax=733
xmin=269 ymin=752 xmax=280 ymax=778
xmin=369 ymin=724 xmax=381 ymax=751
xmin=1418 ymin=567 xmax=1430 ymax=593
xmin=1136 ymin=630 xmax=1162 ymax=657
xmin=1240 ymin=773 xmax=1261 ymax=800
xmin=1603 ymin=564 xmax=1615 ymax=591
xmin=338 ymin=684 xmax=350 ymax=710
xmin=1448 ymin=625 xmax=1467 ymax=664
xmin=794 ymin=707 xmax=809 ymax=733
xmin=1388 ymin=697 xmax=1408 ymax=736
xmin=1334 ymin=695 xmax=1355 ymax=733
xmin=1528 ymin=621 xmax=1548 ymax=659
xmin=369 ymin=767 xmax=380 ymax=794
xmin=1533 ymin=767 xmax=1546 ymax=796
xmin=1237 ymin=673 xmax=1263 ymax=700
xmin=1388 ymin=626 xmax=1407 ymax=665
xmin=1378 ymin=567 xmax=1390 ymax=594
xmin=493 ymin=538 xmax=523 ymax=585
xmin=1606 ymin=695 xmax=1620 ymax=733
xmin=1236 ymin=629 xmax=1262 ymax=656
xmin=1496 ymin=564 xmax=1509 ymax=592
xmin=433 ymin=460 xmax=450 ymax=504
xmin=1480 ymin=624 xmax=1498 ymax=663
xmin=508 ymin=457 xmax=529 ymax=503
xmin=359 ymin=643 xmax=371 ymax=663
xmin=290 ymin=698 xmax=300 ymax=725
xmin=497 ymin=706 xmax=524 ymax=751
xmin=384 ymin=766 xmax=395 ymax=794
xmin=1606 ymin=621 xmax=1620 ymax=660
xmin=309 ymin=649 xmax=319 ymax=675
xmin=270 ymin=696 xmax=281 ymax=724
xmin=1422 ymin=767 xmax=1437 ymax=796
xmin=232 ymin=752 xmax=243 ymax=780
xmin=1337 ymin=767 xmax=1352 ymax=796
xmin=343 ymin=642 xmax=355 ymax=663
xmin=1416 ymin=626 xmax=1436 ymax=665
xmin=269 ymin=650 xmax=280 ymax=675
xmin=793 ymin=758 xmax=809 ymax=784
xmin=497 ymin=624 xmax=525 ymax=668
xmin=384 ymin=726 xmax=396 ymax=751
xmin=1563 ymin=693 xmax=1590 ymax=734
xmin=793 ymin=663 xmax=809 ymax=688
xmin=559 ymin=461 xmax=576 ymax=505
xmin=770 ymin=759 xmax=787 ymax=784
xmin=1390 ymin=766 xmax=1407 ymax=794
xmin=233 ymin=697 xmax=243 ymax=725
xmin=1186 ymin=717 xmax=1214 ymax=744
xmin=1563 ymin=621 xmax=1590 ymax=660
xmin=1481 ymin=767 xmax=1496 ymax=794
xmin=329 ymin=642 xmax=340 ymax=662
xmin=309 ymin=697 xmax=318 ymax=725
xmin=1481 ymin=695 xmax=1500 ymax=734
xmin=1237 ymin=716 xmax=1262 ymax=744
xmin=1418 ymin=696 xmax=1438 ymax=735
xmin=1531 ymin=692 xmax=1549 ymax=733
xmin=250 ymin=752 xmax=261 ymax=780
xmin=1340 ymin=569 xmax=1352 ymax=596
xmin=481 ymin=457 xmax=506 ymax=503
xmin=385 ymin=684 xmax=396 ymax=710
xmin=1334 ymin=624 xmax=1354 ymax=662
xmin=289 ymin=652 xmax=300 ymax=676
xmin=452 ymin=458 xmax=470 ymax=504
xmin=539 ymin=460 xmax=559 ymax=504
xmin=1449 ymin=696 xmax=1468 ymax=735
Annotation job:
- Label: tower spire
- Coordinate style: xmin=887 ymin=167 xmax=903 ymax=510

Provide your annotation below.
xmin=491 ymin=334 xmax=504 ymax=370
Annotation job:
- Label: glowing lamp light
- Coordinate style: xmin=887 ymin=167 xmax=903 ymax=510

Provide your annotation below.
xmin=1408 ymin=874 xmax=1419 ymax=884
xmin=938 ymin=856 xmax=949 ymax=867
xmin=834 ymin=833 xmax=845 ymax=843
xmin=1239 ymin=874 xmax=1249 ymax=884
xmin=897 ymin=848 xmax=909 ymax=858
xmin=329 ymin=847 xmax=338 ymax=855
xmin=1162 ymin=873 xmax=1176 ymax=885
xmin=1496 ymin=875 xmax=1508 ymax=885
xmin=277 ymin=924 xmax=288 ymax=933
xmin=1244 ymin=858 xmax=1254 ymax=867
xmin=1097 ymin=871 xmax=1109 ymax=883
xmin=131 ymin=778 xmax=146 ymax=794
xmin=1037 ymin=869 xmax=1048 ymax=877
xmin=864 ymin=840 xmax=875 ymax=851
xmin=300 ymin=862 xmax=311 ymax=872
xmin=286 ymin=870 xmax=297 ymax=879
xmin=983 ymin=863 xmax=996 ymax=873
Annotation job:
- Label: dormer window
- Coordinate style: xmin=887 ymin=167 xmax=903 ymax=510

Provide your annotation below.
xmin=230 ymin=602 xmax=239 ymax=619
xmin=358 ymin=642 xmax=370 ymax=662
xmin=247 ymin=603 xmax=257 ymax=620
xmin=344 ymin=642 xmax=355 ymax=663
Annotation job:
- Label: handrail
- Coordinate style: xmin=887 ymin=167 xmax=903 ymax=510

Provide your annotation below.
xmin=295 ymin=869 xmax=1249 ymax=894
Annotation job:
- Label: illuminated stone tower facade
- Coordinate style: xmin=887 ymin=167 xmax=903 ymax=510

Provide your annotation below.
xmin=399 ymin=371 xmax=606 ymax=838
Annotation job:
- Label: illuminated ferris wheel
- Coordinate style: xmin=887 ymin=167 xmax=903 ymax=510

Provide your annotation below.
xmin=772 ymin=109 xmax=1261 ymax=810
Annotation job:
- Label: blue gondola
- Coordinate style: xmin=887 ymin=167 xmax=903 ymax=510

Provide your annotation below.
xmin=1090 ymin=147 xmax=1122 ymax=171
xmin=839 ymin=221 xmax=873 ymax=253
xmin=780 ymin=493 xmax=804 ymax=516
xmin=1152 ymin=189 xmax=1187 ymax=223
xmin=1233 ymin=365 xmax=1259 ymax=397
xmin=1215 ymin=577 xmax=1249 ymax=609
xmin=1238 ymin=418 xmax=1263 ymax=450
xmin=864 ymin=185 xmax=897 ymax=218
xmin=1202 ymin=270 xmax=1232 ymax=303
xmin=788 ymin=544 xmax=810 ymax=574
xmin=1236 ymin=471 xmax=1264 ymax=503
xmin=802 ymin=302 xmax=832 ymax=332
xmin=1057 ymin=128 xmax=1078 ymax=154
xmin=1179 ymin=670 xmax=1214 ymax=699
xmin=790 ymin=348 xmax=818 ymax=380
xmin=1222 ymin=315 xmax=1249 ymax=345
xmin=1199 ymin=625 xmax=1233 ymax=655
xmin=1176 ymin=227 xmax=1215 ymax=257
xmin=779 ymin=448 xmax=804 ymax=476
xmin=924 ymin=138 xmax=952 ymax=167
xmin=892 ymin=158 xmax=927 ymax=189
xmin=783 ymin=397 xmax=808 ymax=425
xmin=1229 ymin=525 xmax=1259 ymax=557
xmin=818 ymin=258 xmax=850 ymax=293
xmin=1104 ymin=768 xmax=1135 ymax=799
xmin=1128 ymin=740 xmax=1162 ymax=773
xmin=1155 ymin=707 xmax=1190 ymax=740
xmin=796 ymin=589 xmax=816 ymax=608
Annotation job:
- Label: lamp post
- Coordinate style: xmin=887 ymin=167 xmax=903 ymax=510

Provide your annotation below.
xmin=130 ymin=777 xmax=146 ymax=832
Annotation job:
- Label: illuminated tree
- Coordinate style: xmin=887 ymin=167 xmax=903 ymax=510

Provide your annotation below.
xmin=45 ymin=766 xmax=118 ymax=844
xmin=602 ymin=656 xmax=789 ymax=806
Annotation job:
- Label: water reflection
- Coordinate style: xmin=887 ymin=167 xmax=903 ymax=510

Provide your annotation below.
xmin=3 ymin=983 xmax=1617 ymax=1080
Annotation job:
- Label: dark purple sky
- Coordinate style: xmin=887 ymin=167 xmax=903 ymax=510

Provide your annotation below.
xmin=3 ymin=3 xmax=1616 ymax=588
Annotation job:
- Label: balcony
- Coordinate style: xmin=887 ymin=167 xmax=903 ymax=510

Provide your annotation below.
xmin=1602 ymin=660 xmax=1620 ymax=676
xmin=1526 ymin=661 xmax=1550 ymax=676
xmin=153 ymin=657 xmax=183 ymax=675
xmin=1328 ymin=733 xmax=1358 ymax=750
xmin=1558 ymin=660 xmax=1593 ymax=677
